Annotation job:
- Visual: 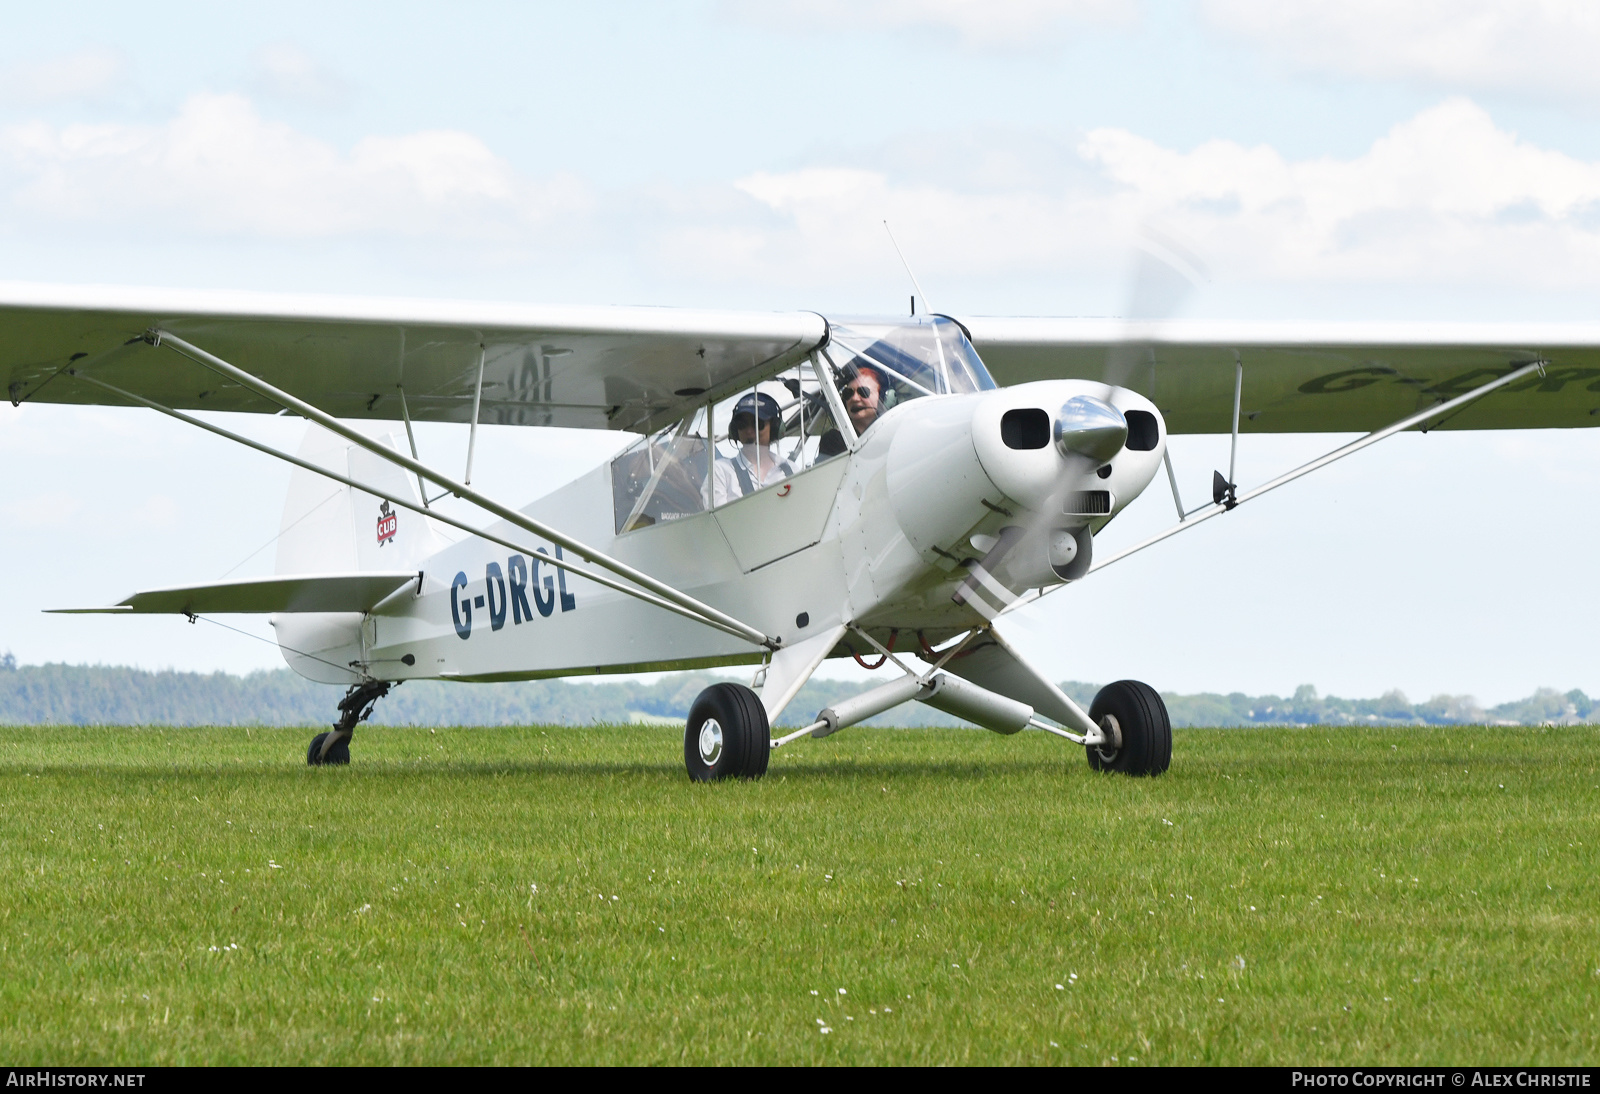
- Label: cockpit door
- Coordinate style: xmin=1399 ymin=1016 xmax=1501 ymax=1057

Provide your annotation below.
xmin=711 ymin=456 xmax=849 ymax=572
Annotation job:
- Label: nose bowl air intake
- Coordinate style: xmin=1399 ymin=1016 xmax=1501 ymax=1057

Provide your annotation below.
xmin=1055 ymin=396 xmax=1127 ymax=463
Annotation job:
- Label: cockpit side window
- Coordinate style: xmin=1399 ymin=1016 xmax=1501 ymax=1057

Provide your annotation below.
xmin=708 ymin=360 xmax=849 ymax=503
xmin=610 ymin=414 xmax=711 ymax=533
xmin=612 ymin=358 xmax=846 ymax=532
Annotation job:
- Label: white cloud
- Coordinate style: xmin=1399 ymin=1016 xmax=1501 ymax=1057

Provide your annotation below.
xmin=0 ymin=93 xmax=590 ymax=238
xmin=1079 ymin=97 xmax=1600 ymax=285
xmin=726 ymin=0 xmax=1134 ymax=47
xmin=0 ymin=403 xmax=173 ymax=457
xmin=1 ymin=492 xmax=81 ymax=530
xmin=4 ymin=88 xmax=1599 ymax=311
xmin=128 ymin=495 xmax=180 ymax=529
xmin=1203 ymin=0 xmax=1600 ymax=98
xmin=676 ymin=98 xmax=1600 ymax=307
xmin=693 ymin=165 xmax=1121 ymax=291
xmin=249 ymin=42 xmax=352 ymax=108
xmin=0 ymin=46 xmax=129 ymax=105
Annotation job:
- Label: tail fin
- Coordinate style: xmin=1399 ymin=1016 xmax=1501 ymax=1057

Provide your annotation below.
xmin=276 ymin=425 xmax=449 ymax=576
xmin=272 ymin=425 xmax=450 ymax=685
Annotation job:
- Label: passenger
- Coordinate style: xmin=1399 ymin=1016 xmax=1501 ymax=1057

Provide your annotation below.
xmin=817 ymin=362 xmax=886 ymax=459
xmin=713 ymin=392 xmax=794 ymax=505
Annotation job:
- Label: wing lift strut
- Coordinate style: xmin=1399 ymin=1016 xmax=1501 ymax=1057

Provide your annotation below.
xmin=67 ymin=330 xmax=780 ymax=652
xmin=1007 ymin=356 xmax=1548 ymax=612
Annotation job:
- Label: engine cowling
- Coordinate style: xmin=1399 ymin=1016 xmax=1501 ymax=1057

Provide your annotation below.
xmin=884 ymin=380 xmax=1166 ymax=597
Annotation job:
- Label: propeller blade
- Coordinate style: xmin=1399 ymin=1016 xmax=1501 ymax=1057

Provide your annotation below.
xmin=1103 ymin=227 xmax=1209 ymax=388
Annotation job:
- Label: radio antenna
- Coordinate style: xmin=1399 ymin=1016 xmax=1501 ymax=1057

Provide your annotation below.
xmin=883 ymin=220 xmax=935 ymax=316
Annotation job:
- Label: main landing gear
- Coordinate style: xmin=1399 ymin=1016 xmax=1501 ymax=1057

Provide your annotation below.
xmin=1086 ymin=680 xmax=1171 ymax=776
xmin=684 ymin=682 xmax=770 ymax=781
xmin=307 ymin=680 xmax=392 ymax=766
xmin=681 ymin=676 xmax=1172 ymax=780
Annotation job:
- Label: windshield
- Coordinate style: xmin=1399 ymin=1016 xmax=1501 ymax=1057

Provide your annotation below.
xmin=821 ymin=316 xmax=995 ymax=406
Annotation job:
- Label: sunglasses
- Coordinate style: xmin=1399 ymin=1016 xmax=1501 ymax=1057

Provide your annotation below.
xmin=841 ymin=384 xmax=877 ymax=399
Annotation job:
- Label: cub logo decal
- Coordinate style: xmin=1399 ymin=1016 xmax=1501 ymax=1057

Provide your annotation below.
xmin=376 ymin=500 xmax=397 ymax=547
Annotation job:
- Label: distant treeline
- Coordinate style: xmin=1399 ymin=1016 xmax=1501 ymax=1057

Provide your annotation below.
xmin=0 ymin=652 xmax=1592 ymax=728
xmin=1167 ymin=683 xmax=1597 ymax=728
xmin=0 ymin=655 xmax=971 ymax=729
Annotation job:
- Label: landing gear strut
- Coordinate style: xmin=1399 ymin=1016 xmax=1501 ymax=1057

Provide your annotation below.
xmin=1086 ymin=680 xmax=1171 ymax=776
xmin=307 ymin=680 xmax=392 ymax=766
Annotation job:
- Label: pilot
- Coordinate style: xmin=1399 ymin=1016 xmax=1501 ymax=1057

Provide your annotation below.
xmin=713 ymin=392 xmax=794 ymax=505
xmin=817 ymin=362 xmax=886 ymax=458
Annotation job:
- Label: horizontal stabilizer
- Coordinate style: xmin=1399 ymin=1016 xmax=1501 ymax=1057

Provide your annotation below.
xmin=48 ymin=571 xmax=419 ymax=615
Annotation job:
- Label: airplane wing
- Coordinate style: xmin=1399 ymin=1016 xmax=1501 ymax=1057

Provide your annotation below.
xmin=965 ymin=317 xmax=1600 ymax=433
xmin=0 ymin=282 xmax=825 ymax=435
xmin=9 ymin=280 xmax=1598 ymax=437
xmin=48 ymin=572 xmax=420 ymax=615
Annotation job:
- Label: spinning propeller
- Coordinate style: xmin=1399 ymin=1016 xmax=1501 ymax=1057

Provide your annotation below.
xmin=956 ymin=229 xmax=1210 ymax=616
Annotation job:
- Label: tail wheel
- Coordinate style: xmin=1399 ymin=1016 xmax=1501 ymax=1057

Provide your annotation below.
xmin=685 ymin=682 xmax=770 ymax=782
xmin=1086 ymin=680 xmax=1171 ymax=776
xmin=307 ymin=731 xmax=351 ymax=766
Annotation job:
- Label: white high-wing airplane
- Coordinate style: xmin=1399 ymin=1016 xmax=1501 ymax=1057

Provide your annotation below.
xmin=8 ymin=281 xmax=1599 ymax=778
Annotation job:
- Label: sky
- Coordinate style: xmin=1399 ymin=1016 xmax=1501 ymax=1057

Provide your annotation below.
xmin=4 ymin=1 xmax=1600 ymax=705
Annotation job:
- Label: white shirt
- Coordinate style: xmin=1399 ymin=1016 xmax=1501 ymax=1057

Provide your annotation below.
xmin=712 ymin=446 xmax=793 ymax=506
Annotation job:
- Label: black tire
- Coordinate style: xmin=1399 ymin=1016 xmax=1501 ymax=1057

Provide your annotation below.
xmin=307 ymin=731 xmax=350 ymax=766
xmin=1086 ymin=680 xmax=1171 ymax=776
xmin=684 ymin=683 xmax=770 ymax=781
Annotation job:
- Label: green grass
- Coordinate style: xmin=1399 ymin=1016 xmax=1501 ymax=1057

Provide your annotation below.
xmin=0 ymin=723 xmax=1596 ymax=1065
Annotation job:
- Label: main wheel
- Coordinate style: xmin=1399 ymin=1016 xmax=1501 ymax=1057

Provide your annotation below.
xmin=684 ymin=683 xmax=770 ymax=781
xmin=1086 ymin=680 xmax=1171 ymax=776
xmin=307 ymin=731 xmax=350 ymax=766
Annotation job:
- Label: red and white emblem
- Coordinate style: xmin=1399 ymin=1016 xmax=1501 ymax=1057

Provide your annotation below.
xmin=376 ymin=500 xmax=397 ymax=546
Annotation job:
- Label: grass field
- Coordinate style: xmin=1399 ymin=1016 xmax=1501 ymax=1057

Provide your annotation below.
xmin=1 ymin=722 xmax=1596 ymax=1065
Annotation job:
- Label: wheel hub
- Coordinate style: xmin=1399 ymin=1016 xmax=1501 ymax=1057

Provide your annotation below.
xmin=698 ymin=719 xmax=724 ymax=765
xmin=1092 ymin=713 xmax=1122 ymax=762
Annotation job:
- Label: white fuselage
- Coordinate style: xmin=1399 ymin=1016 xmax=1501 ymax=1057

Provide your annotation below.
xmin=274 ymin=380 xmax=1166 ymax=684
